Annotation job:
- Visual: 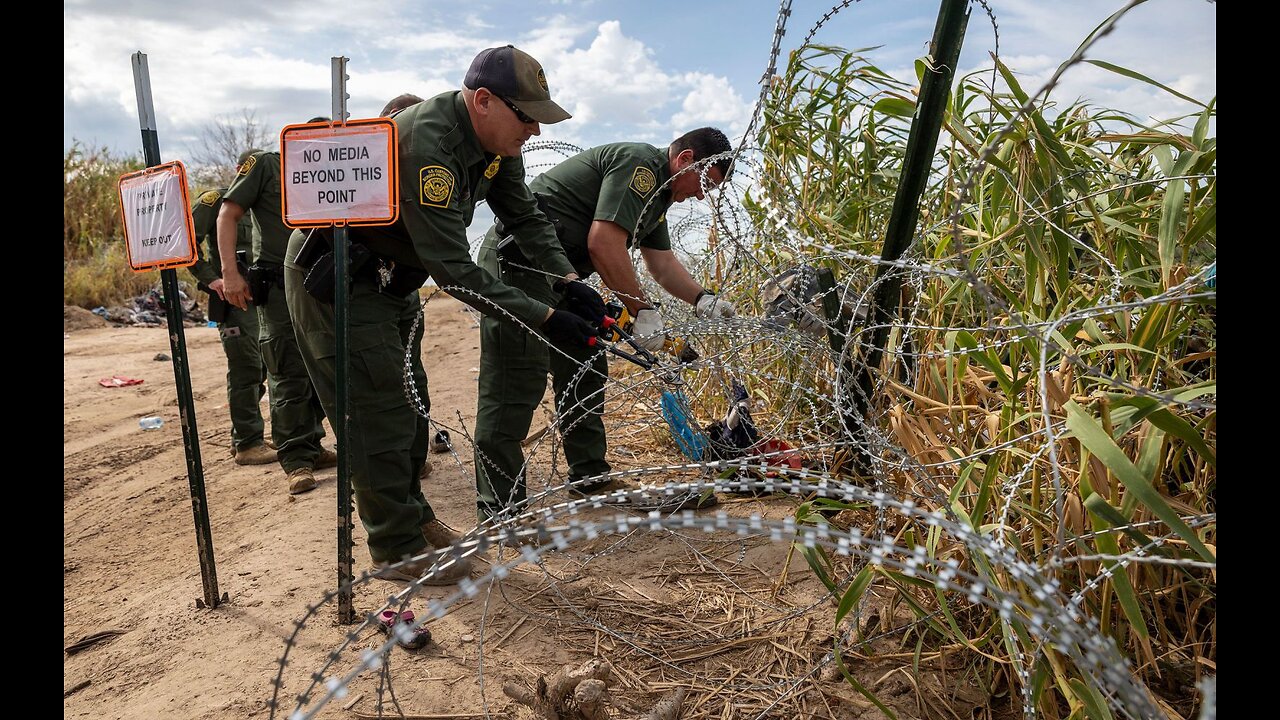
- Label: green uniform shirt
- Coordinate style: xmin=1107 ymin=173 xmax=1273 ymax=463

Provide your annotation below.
xmin=529 ymin=142 xmax=673 ymax=278
xmin=224 ymin=151 xmax=292 ymax=266
xmin=350 ymin=91 xmax=575 ymax=327
xmin=189 ymin=187 xmax=255 ymax=286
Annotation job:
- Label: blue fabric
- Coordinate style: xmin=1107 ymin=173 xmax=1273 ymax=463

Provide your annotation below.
xmin=661 ymin=388 xmax=706 ymax=460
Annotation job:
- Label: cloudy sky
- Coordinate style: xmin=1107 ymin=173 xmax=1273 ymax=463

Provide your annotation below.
xmin=64 ymin=0 xmax=1216 ymax=162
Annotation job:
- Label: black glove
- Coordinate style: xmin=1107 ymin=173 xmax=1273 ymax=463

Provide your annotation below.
xmin=542 ymin=309 xmax=599 ymax=349
xmin=553 ymin=278 xmax=605 ymax=325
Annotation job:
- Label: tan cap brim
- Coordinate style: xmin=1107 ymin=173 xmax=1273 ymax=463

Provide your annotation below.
xmin=510 ymin=98 xmax=572 ymax=124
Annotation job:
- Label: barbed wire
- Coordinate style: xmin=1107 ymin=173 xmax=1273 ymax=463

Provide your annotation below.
xmin=274 ymin=1 xmax=1214 ymax=718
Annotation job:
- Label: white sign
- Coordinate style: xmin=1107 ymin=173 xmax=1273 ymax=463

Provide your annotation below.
xmin=117 ymin=161 xmax=197 ymax=271
xmin=280 ymin=119 xmax=399 ymax=227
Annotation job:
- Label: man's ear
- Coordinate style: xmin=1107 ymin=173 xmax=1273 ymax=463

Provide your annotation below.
xmin=474 ymin=88 xmax=493 ymax=115
xmin=677 ymin=147 xmax=696 ymax=169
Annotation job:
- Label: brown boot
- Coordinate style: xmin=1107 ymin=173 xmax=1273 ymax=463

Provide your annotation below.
xmin=418 ymin=460 xmax=434 ymax=480
xmin=234 ymin=443 xmax=278 ymax=466
xmin=287 ymin=467 xmax=317 ymax=495
xmin=264 ymin=438 xmax=277 ymax=450
xmin=374 ymin=548 xmax=471 ymax=585
xmin=421 ymin=518 xmax=463 ymax=549
xmin=314 ymin=447 xmax=339 ymax=470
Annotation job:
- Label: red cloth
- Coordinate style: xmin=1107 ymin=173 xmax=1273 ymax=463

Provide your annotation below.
xmin=98 ymin=376 xmax=144 ymax=388
xmin=754 ymin=438 xmax=804 ymax=474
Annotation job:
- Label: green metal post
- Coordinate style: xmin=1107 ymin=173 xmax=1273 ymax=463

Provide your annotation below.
xmin=850 ymin=0 xmax=970 ymax=466
xmin=131 ymin=51 xmax=223 ymax=609
xmin=332 ymin=57 xmax=356 ymax=625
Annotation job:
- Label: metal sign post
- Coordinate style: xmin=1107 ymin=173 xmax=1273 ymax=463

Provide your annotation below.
xmin=279 ymin=58 xmax=398 ymax=623
xmin=128 ymin=51 xmax=224 ymax=609
xmin=332 ymin=56 xmax=355 ymax=625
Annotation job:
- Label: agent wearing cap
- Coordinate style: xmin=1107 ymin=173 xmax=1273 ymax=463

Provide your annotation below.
xmin=472 ymin=128 xmax=737 ymax=517
xmin=285 ymin=47 xmax=604 ymax=584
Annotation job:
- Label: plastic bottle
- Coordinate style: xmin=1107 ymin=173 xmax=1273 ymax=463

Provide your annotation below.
xmin=139 ymin=416 xmax=164 ymax=430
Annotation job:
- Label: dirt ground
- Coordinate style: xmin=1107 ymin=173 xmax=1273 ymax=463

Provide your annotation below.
xmin=64 ymin=294 xmax=1001 ymax=720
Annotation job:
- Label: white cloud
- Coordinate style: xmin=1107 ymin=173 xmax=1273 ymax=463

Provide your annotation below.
xmin=670 ymin=73 xmax=752 ymax=139
xmin=554 ymin=20 xmax=677 ymax=125
xmin=520 ymin=19 xmax=749 ymax=150
xmin=63 ymin=0 xmax=1214 ymax=163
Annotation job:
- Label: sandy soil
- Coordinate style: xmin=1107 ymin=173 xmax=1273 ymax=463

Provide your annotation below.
xmin=64 ymin=294 xmax=998 ymax=720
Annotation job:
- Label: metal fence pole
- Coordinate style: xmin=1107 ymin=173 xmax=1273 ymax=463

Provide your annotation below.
xmin=131 ymin=51 xmax=223 ymax=609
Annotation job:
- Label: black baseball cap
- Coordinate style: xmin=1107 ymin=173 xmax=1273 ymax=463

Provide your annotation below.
xmin=464 ymin=45 xmax=571 ymax=124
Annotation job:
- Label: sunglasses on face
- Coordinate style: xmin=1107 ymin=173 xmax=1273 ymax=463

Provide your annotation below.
xmin=495 ymin=95 xmax=536 ymax=124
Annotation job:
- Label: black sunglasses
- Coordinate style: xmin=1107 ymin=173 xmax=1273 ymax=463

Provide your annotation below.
xmin=495 ymin=95 xmax=536 ymax=124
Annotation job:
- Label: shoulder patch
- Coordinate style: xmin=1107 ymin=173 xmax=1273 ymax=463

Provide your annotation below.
xmin=419 ymin=165 xmax=455 ymax=208
xmin=199 ymin=190 xmax=221 ymax=206
xmin=629 ymin=166 xmax=657 ymax=197
xmin=236 ymin=155 xmax=257 ymax=176
xmin=484 ymin=156 xmax=502 ymax=180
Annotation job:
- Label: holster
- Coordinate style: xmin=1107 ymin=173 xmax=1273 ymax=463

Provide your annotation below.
xmin=205 ymin=290 xmax=230 ymax=324
xmin=303 ymin=244 xmax=372 ymax=305
xmin=248 ymin=264 xmax=284 ymax=306
xmin=197 ymin=264 xmax=238 ymax=324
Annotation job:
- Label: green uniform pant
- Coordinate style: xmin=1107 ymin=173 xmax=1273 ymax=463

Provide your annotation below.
xmin=255 ymin=279 xmax=326 ymax=472
xmin=218 ymin=304 xmax=268 ymax=452
xmin=474 ymin=231 xmax=610 ymax=517
xmin=284 ymin=256 xmax=434 ymax=563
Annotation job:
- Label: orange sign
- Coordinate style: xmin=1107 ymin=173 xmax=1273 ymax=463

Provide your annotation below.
xmin=117 ymin=161 xmax=198 ymax=272
xmin=280 ymin=118 xmax=399 ymax=227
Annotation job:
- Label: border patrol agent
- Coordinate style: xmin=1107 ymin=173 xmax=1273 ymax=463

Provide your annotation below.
xmin=473 ymin=128 xmax=737 ymax=515
xmin=217 ymin=148 xmax=336 ymax=494
xmin=189 ymin=180 xmax=275 ymax=466
xmin=285 ymin=47 xmax=601 ymax=583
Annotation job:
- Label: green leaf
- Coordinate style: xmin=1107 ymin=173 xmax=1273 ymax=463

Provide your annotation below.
xmin=1068 ymin=678 xmax=1116 ymax=720
xmin=1084 ymin=494 xmax=1154 ymax=547
xmin=1080 ymin=342 xmax=1156 ymax=356
xmin=1081 ymin=494 xmax=1149 ymax=639
xmin=1182 ymin=202 xmax=1216 ymax=249
xmin=1085 ymin=60 xmax=1208 ymax=109
xmin=1143 ymin=408 xmax=1216 ymax=468
xmin=1130 ymin=303 xmax=1169 ymax=353
xmin=1159 ymin=175 xmax=1186 ymax=284
xmin=993 ymin=55 xmax=1029 ymax=105
xmin=955 ymin=331 xmax=1013 ymax=393
xmin=874 ymin=96 xmax=916 ymax=118
xmin=800 ymin=544 xmax=838 ymax=594
xmin=1105 ymin=395 xmax=1216 ymax=468
xmin=835 ymin=566 xmax=875 ymax=626
xmin=1065 ymin=401 xmax=1213 ymax=561
xmin=1152 ymin=145 xmax=1174 ymax=175
xmin=1193 ymin=98 xmax=1216 ymax=148
xmin=1135 ymin=424 xmax=1166 ymax=484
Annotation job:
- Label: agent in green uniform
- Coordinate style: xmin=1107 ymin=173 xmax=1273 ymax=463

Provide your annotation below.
xmin=473 ymin=128 xmax=737 ymax=517
xmin=217 ymin=146 xmax=335 ymax=494
xmin=188 ymin=179 xmax=275 ymax=466
xmin=286 ymin=48 xmax=602 ymax=583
